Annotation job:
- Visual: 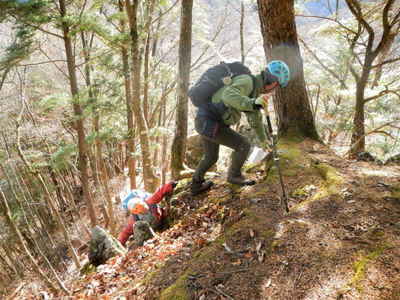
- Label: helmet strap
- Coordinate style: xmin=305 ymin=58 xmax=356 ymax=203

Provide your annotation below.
xmin=263 ymin=69 xmax=279 ymax=85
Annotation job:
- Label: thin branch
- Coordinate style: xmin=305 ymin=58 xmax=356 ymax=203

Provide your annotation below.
xmin=346 ymin=119 xmax=400 ymax=155
xmin=299 ymin=38 xmax=347 ymax=89
xmin=0 ymin=67 xmax=11 ymax=92
xmin=19 ymin=59 xmax=67 ymax=67
xmin=38 ymin=44 xmax=69 ymax=79
xmin=364 ymin=89 xmax=400 ymax=103
xmin=151 ymin=0 xmax=179 ymax=26
xmin=373 ymin=56 xmax=400 ymax=68
xmin=295 ymin=14 xmax=356 ymax=34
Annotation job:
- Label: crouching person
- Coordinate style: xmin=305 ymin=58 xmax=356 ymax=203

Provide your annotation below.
xmin=118 ymin=182 xmax=177 ymax=248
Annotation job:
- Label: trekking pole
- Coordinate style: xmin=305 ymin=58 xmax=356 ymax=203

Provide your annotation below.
xmin=265 ymin=115 xmax=289 ymax=213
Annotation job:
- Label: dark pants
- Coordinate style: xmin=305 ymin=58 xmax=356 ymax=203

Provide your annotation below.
xmin=193 ymin=117 xmax=251 ymax=182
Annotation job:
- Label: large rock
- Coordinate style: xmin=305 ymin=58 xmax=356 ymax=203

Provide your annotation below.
xmin=88 ymin=226 xmax=127 ymax=266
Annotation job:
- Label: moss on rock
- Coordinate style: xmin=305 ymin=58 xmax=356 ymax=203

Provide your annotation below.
xmin=159 ymin=273 xmax=191 ymax=300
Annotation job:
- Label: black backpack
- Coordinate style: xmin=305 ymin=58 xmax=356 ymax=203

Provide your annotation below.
xmin=188 ymin=62 xmax=253 ymax=119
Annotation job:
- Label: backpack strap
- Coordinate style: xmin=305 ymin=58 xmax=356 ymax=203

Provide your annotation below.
xmin=249 ymin=74 xmax=257 ymax=98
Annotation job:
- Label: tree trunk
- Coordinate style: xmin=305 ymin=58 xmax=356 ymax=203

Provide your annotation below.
xmin=257 ymin=0 xmax=319 ymax=140
xmin=345 ymin=0 xmax=399 ymax=158
xmin=170 ymin=0 xmax=193 ymax=179
xmin=119 ymin=0 xmax=137 ymax=190
xmin=125 ymin=0 xmax=158 ymax=192
xmin=161 ymin=99 xmax=168 ymax=185
xmin=59 ymin=0 xmax=97 ymax=226
xmin=0 ymin=188 xmax=65 ymax=294
xmin=240 ymin=1 xmax=245 ymax=64
xmin=1 ymin=244 xmax=24 ymax=279
xmin=371 ymin=32 xmax=397 ymax=88
xmin=143 ymin=0 xmax=156 ymax=125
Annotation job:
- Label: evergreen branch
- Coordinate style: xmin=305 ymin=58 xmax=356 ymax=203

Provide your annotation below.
xmin=9 ymin=13 xmax=63 ymax=39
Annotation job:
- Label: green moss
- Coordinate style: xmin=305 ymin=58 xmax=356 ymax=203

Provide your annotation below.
xmin=350 ymin=244 xmax=388 ymax=291
xmin=390 ymin=184 xmax=400 ymax=199
xmin=292 ymin=161 xmax=344 ymax=210
xmin=159 ymin=273 xmax=190 ymax=300
xmin=260 ymin=229 xmax=275 ymax=240
xmin=291 ymin=186 xmax=311 ymax=198
xmin=80 ymin=262 xmax=96 ymax=275
xmin=312 ymin=161 xmax=343 ymax=185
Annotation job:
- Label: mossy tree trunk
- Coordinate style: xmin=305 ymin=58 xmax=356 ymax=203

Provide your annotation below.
xmin=257 ymin=0 xmax=319 ymax=140
xmin=170 ymin=0 xmax=193 ymax=179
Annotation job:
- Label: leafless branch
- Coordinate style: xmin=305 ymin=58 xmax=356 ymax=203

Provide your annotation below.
xmin=299 ymin=38 xmax=347 ymax=89
xmin=295 ymin=14 xmax=356 ymax=34
xmin=364 ymin=89 xmax=400 ymax=103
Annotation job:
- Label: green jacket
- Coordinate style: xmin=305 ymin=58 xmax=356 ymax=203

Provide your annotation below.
xmin=211 ymin=73 xmax=267 ymax=143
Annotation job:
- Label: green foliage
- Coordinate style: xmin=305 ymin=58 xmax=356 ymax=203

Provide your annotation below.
xmin=50 ymin=143 xmax=77 ymax=171
xmin=37 ymin=93 xmax=70 ymax=113
xmin=0 ymin=26 xmax=35 ymax=71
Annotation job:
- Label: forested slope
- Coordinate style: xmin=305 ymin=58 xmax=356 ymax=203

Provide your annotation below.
xmin=18 ymin=138 xmax=398 ymax=300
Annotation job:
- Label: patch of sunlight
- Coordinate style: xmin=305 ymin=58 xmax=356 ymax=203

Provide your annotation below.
xmin=274 ymin=219 xmax=310 ymax=239
xmin=357 ymin=167 xmax=400 ymax=177
xmin=303 ymin=276 xmax=349 ymax=300
xmin=274 ymin=222 xmax=285 ymax=239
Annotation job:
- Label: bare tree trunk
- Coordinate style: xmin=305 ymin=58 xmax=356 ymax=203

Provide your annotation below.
xmin=170 ymin=0 xmax=193 ymax=179
xmin=143 ymin=0 xmax=156 ymax=125
xmin=372 ymin=29 xmax=398 ymax=87
xmin=59 ymin=0 xmax=96 ymax=226
xmin=257 ymin=0 xmax=319 ymax=139
xmin=1 ymin=244 xmax=24 ymax=279
xmin=0 ymin=251 xmax=16 ymax=280
xmin=119 ymin=0 xmax=137 ymax=190
xmin=345 ymin=0 xmax=400 ymax=158
xmin=161 ymin=100 xmax=168 ymax=185
xmin=240 ymin=1 xmax=245 ymax=64
xmin=81 ymin=32 xmax=100 ymax=187
xmin=15 ymin=122 xmax=81 ymax=270
xmin=125 ymin=0 xmax=158 ymax=192
xmin=0 ymin=188 xmax=66 ymax=294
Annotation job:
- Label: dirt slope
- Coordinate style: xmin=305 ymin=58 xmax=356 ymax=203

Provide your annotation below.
xmin=70 ymin=138 xmax=400 ymax=300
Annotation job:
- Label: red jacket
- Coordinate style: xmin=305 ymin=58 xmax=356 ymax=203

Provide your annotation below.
xmin=118 ymin=183 xmax=173 ymax=246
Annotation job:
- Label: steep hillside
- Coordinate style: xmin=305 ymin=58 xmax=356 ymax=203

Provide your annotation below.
xmin=18 ymin=138 xmax=400 ymax=299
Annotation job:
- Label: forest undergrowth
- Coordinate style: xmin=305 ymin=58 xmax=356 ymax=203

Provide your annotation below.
xmin=9 ymin=139 xmax=400 ymax=300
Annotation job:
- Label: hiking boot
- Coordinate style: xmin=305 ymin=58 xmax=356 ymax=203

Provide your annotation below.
xmin=227 ymin=174 xmax=256 ymax=186
xmin=191 ymin=179 xmax=214 ymax=196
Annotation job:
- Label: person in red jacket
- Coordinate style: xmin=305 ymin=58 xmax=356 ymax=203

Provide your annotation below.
xmin=118 ymin=182 xmax=177 ymax=247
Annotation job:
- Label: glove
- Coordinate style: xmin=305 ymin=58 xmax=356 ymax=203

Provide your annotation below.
xmin=253 ymin=94 xmax=269 ymax=110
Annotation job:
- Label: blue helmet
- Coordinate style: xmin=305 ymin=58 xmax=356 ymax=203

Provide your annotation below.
xmin=266 ymin=60 xmax=290 ymax=88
